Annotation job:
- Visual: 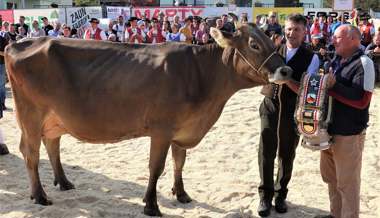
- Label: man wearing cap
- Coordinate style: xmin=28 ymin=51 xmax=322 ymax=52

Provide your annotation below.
xmin=307 ymin=34 xmax=331 ymax=66
xmin=84 ymin=18 xmax=107 ymax=41
xmin=41 ymin=17 xmax=54 ymax=36
xmin=125 ymin=17 xmax=145 ymax=44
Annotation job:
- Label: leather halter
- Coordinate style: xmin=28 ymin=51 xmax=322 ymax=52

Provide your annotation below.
xmin=235 ymin=49 xmax=277 ymax=77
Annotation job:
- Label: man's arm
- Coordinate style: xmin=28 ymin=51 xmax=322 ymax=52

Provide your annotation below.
xmin=327 ymin=56 xmax=375 ymax=109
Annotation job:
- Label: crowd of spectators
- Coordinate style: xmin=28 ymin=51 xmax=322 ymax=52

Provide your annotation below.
xmin=0 ymin=11 xmax=379 ymax=81
xmin=256 ymin=10 xmax=380 ymax=81
xmin=0 ymin=12 xmax=246 ymax=46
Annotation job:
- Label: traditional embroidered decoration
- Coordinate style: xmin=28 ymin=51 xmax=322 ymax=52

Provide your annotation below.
xmin=295 ymin=73 xmax=333 ymax=150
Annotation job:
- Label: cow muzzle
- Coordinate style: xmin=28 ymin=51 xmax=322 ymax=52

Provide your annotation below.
xmin=269 ymin=66 xmax=293 ymax=84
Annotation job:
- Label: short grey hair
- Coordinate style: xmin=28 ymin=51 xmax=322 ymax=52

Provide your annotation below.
xmin=340 ymin=24 xmax=361 ymax=40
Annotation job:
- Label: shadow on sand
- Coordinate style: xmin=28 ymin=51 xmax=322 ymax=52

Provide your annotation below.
xmin=0 ymin=153 xmax=227 ymax=217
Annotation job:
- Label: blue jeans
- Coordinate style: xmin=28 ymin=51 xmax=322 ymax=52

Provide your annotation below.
xmin=0 ymin=64 xmax=6 ymax=110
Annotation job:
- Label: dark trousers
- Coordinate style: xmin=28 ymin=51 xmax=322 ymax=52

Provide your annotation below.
xmin=258 ymin=96 xmax=299 ymax=201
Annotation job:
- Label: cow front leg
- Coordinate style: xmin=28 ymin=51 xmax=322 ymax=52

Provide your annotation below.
xmin=171 ymin=144 xmax=192 ymax=203
xmin=43 ymin=137 xmax=75 ymax=191
xmin=20 ymin=134 xmax=52 ymax=205
xmin=143 ymin=135 xmax=171 ymax=217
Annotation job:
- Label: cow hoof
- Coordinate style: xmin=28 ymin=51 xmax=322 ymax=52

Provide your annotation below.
xmin=0 ymin=144 xmax=9 ymax=155
xmin=31 ymin=195 xmax=52 ymax=206
xmin=144 ymin=205 xmax=162 ymax=217
xmin=176 ymin=192 xmax=192 ymax=204
xmin=54 ymin=179 xmax=75 ymax=191
xmin=172 ymin=188 xmax=192 ymax=203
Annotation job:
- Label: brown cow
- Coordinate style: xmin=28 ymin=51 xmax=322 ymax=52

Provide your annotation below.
xmin=4 ymin=23 xmax=292 ymax=216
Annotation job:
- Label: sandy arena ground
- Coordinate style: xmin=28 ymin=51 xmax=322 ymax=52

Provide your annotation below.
xmin=0 ymin=84 xmax=379 ymax=218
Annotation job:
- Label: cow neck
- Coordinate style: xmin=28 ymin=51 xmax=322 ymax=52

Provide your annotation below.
xmin=193 ymin=44 xmax=238 ymax=100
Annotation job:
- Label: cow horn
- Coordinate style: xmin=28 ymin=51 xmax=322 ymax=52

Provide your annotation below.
xmin=228 ymin=13 xmax=241 ymax=29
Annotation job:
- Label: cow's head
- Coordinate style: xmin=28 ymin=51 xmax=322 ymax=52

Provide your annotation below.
xmin=210 ymin=23 xmax=292 ymax=84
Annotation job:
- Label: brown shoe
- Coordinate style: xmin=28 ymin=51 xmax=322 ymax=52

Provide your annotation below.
xmin=0 ymin=143 xmax=9 ymax=155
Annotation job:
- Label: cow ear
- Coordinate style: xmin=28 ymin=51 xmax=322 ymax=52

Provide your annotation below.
xmin=210 ymin=27 xmax=235 ymax=48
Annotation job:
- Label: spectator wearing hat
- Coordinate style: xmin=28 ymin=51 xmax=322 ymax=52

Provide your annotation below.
xmin=41 ymin=17 xmax=54 ymax=36
xmin=15 ymin=16 xmax=29 ymax=36
xmin=359 ymin=14 xmax=375 ymax=47
xmin=147 ymin=18 xmax=165 ymax=44
xmin=179 ymin=17 xmax=193 ymax=44
xmin=125 ymin=17 xmax=145 ymax=43
xmin=265 ymin=12 xmax=282 ymax=37
xmin=137 ymin=20 xmax=148 ymax=42
xmin=28 ymin=20 xmax=45 ymax=38
xmin=306 ymin=34 xmax=331 ymax=66
xmin=137 ymin=20 xmax=150 ymax=36
xmin=84 ymin=18 xmax=107 ymax=41
xmin=112 ymin=15 xmax=125 ymax=42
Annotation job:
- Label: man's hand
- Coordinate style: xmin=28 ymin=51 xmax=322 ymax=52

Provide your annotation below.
xmin=326 ymin=67 xmax=336 ymax=89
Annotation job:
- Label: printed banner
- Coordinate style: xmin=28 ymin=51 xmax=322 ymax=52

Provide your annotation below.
xmin=0 ymin=10 xmax=14 ymax=24
xmin=303 ymin=8 xmax=350 ymax=19
xmin=202 ymin=7 xmax=253 ymax=21
xmin=65 ymin=7 xmax=102 ymax=37
xmin=13 ymin=9 xmax=65 ymax=28
xmin=106 ymin=6 xmax=131 ymax=21
xmin=333 ymin=0 xmax=354 ymax=11
xmin=132 ymin=7 xmax=205 ymax=21
xmin=253 ymin=7 xmax=303 ymax=25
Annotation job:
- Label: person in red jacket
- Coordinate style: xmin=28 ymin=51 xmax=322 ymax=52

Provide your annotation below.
xmin=83 ymin=18 xmax=107 ymax=41
xmin=359 ymin=14 xmax=375 ymax=47
xmin=146 ymin=18 xmax=165 ymax=44
xmin=125 ymin=17 xmax=145 ymax=44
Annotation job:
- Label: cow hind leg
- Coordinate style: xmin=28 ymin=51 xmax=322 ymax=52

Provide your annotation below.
xmin=171 ymin=144 xmax=192 ymax=203
xmin=143 ymin=135 xmax=171 ymax=217
xmin=19 ymin=133 xmax=52 ymax=205
xmin=43 ymin=137 xmax=75 ymax=191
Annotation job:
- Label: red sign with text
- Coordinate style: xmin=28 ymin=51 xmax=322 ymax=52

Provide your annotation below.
xmin=132 ymin=7 xmax=205 ymax=20
xmin=0 ymin=10 xmax=14 ymax=24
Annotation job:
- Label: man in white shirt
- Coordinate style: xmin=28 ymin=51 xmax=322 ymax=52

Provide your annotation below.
xmin=112 ymin=15 xmax=125 ymax=42
xmin=257 ymin=13 xmax=319 ymax=217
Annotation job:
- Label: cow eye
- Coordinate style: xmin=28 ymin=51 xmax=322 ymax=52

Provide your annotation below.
xmin=250 ymin=40 xmax=260 ymax=50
